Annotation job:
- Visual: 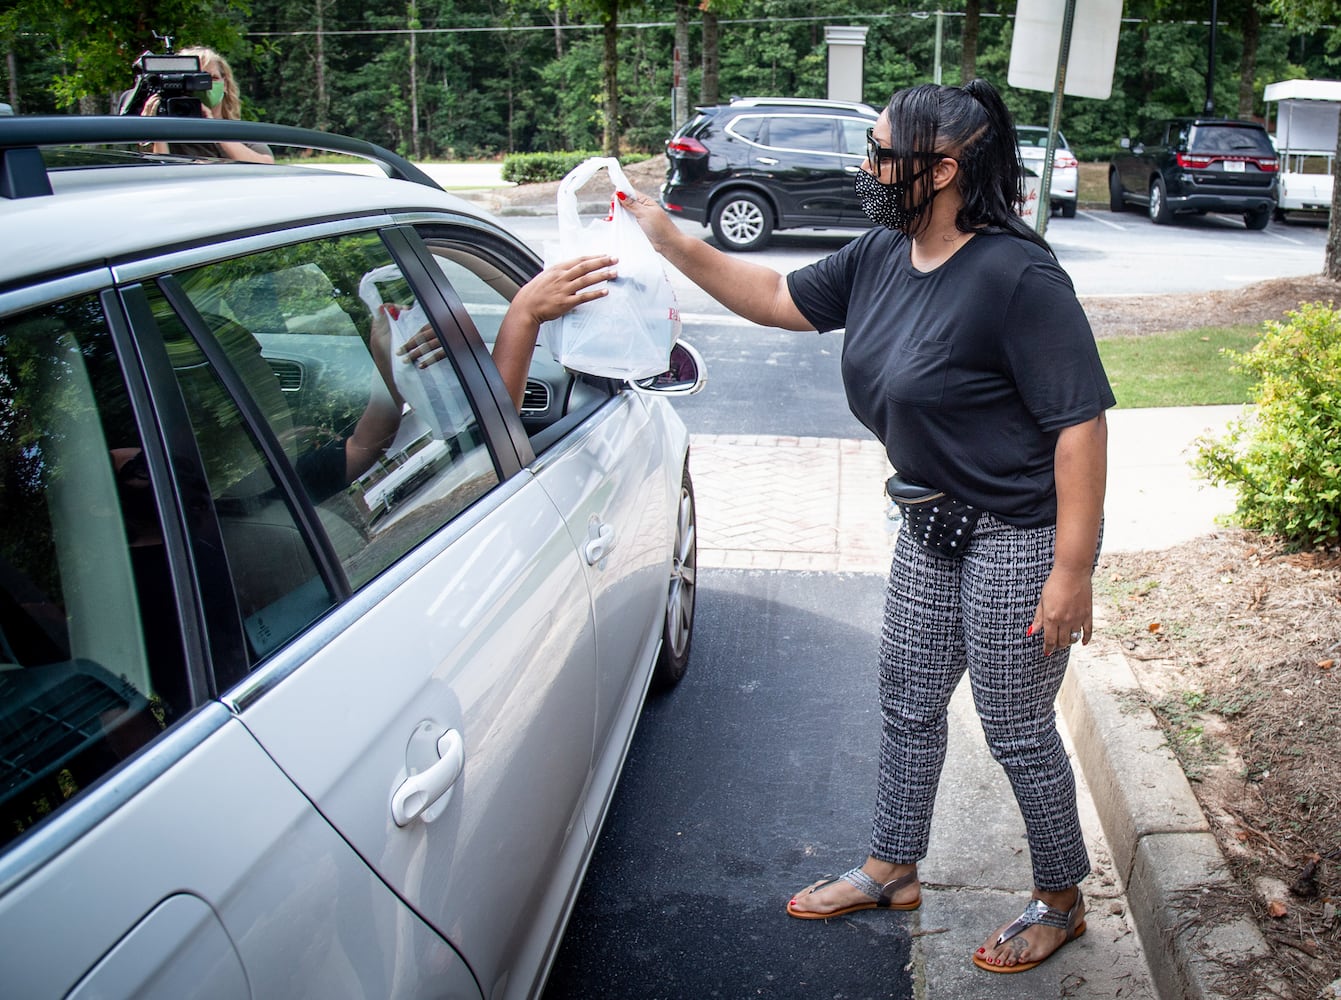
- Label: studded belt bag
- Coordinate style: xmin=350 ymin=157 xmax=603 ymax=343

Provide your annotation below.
xmin=885 ymin=474 xmax=983 ymax=559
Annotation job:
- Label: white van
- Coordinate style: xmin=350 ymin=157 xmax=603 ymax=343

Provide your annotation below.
xmin=1263 ymin=79 xmax=1341 ymax=220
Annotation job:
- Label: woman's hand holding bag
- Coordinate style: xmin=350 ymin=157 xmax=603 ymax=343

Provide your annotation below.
xmin=540 ymin=157 xmax=681 ymax=380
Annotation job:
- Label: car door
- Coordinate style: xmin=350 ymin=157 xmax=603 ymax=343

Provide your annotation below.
xmin=746 ymin=113 xmax=851 ymax=226
xmin=145 ymin=224 xmax=601 ymax=1000
xmin=0 ymin=280 xmax=479 ymax=999
xmin=412 ymin=231 xmax=672 ymax=832
xmin=1122 ymin=120 xmax=1170 ymax=198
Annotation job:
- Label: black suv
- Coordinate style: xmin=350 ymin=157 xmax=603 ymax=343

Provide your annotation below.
xmin=1109 ymin=117 xmax=1279 ymax=229
xmin=660 ymin=97 xmax=879 ymax=251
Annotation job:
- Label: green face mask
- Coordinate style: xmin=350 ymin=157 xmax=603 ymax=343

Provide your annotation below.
xmin=200 ymin=80 xmax=226 ymax=109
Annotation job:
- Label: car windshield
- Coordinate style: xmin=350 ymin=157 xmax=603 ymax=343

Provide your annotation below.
xmin=1190 ymin=125 xmax=1274 ymax=155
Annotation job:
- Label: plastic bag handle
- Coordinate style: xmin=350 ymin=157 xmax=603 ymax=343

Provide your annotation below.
xmin=557 ymin=156 xmax=635 ymax=235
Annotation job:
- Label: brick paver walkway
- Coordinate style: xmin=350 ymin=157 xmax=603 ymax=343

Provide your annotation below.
xmin=690 ymin=434 xmax=895 ymax=573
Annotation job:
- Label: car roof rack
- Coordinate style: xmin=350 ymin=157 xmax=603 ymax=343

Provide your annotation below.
xmin=725 ymin=96 xmax=879 ymax=115
xmin=0 ymin=116 xmax=439 ymax=200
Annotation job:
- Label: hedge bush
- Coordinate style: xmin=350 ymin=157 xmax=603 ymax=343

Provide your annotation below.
xmin=1194 ymin=301 xmax=1341 ymax=548
xmin=501 ymin=151 xmax=650 ymax=185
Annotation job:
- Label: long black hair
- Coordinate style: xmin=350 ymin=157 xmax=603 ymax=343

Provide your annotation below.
xmin=885 ymin=79 xmax=1052 ymax=255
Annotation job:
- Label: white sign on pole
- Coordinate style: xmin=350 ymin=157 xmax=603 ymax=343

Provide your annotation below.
xmin=1008 ymin=0 xmax=1123 ymax=99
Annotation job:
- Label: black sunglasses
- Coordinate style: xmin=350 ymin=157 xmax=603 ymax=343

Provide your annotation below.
xmin=865 ymin=128 xmax=948 ymax=169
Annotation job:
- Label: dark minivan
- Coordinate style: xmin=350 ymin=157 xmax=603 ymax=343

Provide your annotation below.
xmin=1109 ymin=117 xmax=1278 ymax=229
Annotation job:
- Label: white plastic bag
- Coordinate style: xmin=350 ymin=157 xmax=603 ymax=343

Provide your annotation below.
xmin=541 ymin=157 xmax=681 ymax=379
xmin=357 ymin=265 xmax=474 ymax=443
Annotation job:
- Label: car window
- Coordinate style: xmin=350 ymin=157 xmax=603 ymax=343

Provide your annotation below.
xmin=1191 ymin=125 xmax=1275 ymax=156
xmin=164 ymin=232 xmax=499 ymax=640
xmin=727 ymin=115 xmax=764 ymax=143
xmin=144 ymin=286 xmax=336 ymax=663
xmin=426 ymin=246 xmax=517 ymax=344
xmin=0 ymin=295 xmax=192 ymax=850
xmin=762 ymin=116 xmax=835 ymax=153
xmin=839 ymin=118 xmax=871 ymax=156
xmin=1141 ymin=122 xmax=1167 ymax=146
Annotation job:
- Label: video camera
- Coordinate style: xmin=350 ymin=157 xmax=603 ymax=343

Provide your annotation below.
xmin=119 ymin=51 xmax=212 ymax=118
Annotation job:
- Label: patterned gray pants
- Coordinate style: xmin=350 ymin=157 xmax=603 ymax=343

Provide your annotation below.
xmin=870 ymin=511 xmax=1091 ymax=892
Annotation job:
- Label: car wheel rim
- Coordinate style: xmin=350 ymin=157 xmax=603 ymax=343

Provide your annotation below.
xmin=1150 ymin=187 xmax=1162 ymax=218
xmin=721 ymin=201 xmax=764 ymax=246
xmin=665 ymin=486 xmax=696 ymax=658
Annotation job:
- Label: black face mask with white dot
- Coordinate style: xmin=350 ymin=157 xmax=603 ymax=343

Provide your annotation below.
xmin=854 ymin=166 xmax=936 ymax=233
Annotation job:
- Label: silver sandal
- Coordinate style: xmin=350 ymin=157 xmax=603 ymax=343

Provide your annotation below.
xmin=786 ymin=866 xmax=921 ymax=919
xmin=972 ymin=888 xmax=1087 ymax=973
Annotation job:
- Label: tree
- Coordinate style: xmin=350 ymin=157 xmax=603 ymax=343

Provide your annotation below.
xmin=0 ymin=0 xmax=244 ymax=109
xmin=672 ymin=0 xmax=690 ymax=127
xmin=960 ymin=0 xmax=981 ymax=83
xmin=700 ymin=2 xmax=720 ymax=106
xmin=1270 ymin=0 xmax=1341 ymax=278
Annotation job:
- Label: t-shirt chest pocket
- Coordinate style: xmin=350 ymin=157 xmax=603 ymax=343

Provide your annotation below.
xmin=884 ymin=339 xmax=951 ymax=407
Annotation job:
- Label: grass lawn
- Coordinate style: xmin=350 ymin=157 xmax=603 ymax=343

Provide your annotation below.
xmin=1098 ymin=325 xmax=1260 ymax=408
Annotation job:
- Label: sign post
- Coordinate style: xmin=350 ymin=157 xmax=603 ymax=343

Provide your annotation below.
xmin=1008 ymin=0 xmax=1122 ymax=233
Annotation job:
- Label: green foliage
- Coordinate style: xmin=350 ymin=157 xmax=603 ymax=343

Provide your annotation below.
xmin=1 ymin=0 xmax=246 ymax=110
xmin=501 ymin=150 xmax=649 ymax=183
xmin=3 ymin=1 xmax=1337 ymax=157
xmin=1194 ymin=302 xmax=1341 ymax=548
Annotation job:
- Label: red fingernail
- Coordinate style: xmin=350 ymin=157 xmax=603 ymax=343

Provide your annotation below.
xmin=1026 ymin=624 xmax=1034 ymax=636
xmin=616 ymin=191 xmax=627 ymax=201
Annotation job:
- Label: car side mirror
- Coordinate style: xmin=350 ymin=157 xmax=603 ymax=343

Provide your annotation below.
xmin=632 ymin=339 xmax=706 ymax=396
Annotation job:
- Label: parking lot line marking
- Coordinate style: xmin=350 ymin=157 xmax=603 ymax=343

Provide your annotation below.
xmin=1078 ymin=210 xmax=1127 ymax=232
xmin=1263 ymin=229 xmax=1307 ymax=246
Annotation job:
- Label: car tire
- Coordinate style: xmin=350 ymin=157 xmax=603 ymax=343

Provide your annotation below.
xmin=1108 ymin=170 xmax=1126 ymax=213
xmin=1148 ymin=178 xmax=1173 ymax=224
xmin=1059 ymin=198 xmax=1078 ymax=219
xmin=652 ymin=465 xmax=697 ymax=690
xmin=710 ymin=191 xmax=773 ymax=252
xmin=1244 ymin=205 xmax=1271 ymax=230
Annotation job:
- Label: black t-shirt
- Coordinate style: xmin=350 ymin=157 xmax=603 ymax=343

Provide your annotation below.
xmin=787 ymin=227 xmax=1115 ymax=526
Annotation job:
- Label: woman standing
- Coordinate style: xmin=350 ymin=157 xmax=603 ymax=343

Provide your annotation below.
xmin=139 ymin=46 xmax=274 ymax=164
xmin=618 ymin=79 xmax=1112 ymax=974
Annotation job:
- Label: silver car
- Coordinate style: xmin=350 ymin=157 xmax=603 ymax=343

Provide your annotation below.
xmin=0 ymin=117 xmax=701 ymax=998
xmin=1016 ymin=124 xmax=1080 ymax=218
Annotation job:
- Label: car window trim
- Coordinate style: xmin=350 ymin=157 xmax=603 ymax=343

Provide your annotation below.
xmin=382 ymin=225 xmax=532 ymax=475
xmin=726 ymin=113 xmax=868 ymax=160
xmin=108 ymin=215 xmax=401 ymax=287
xmin=0 ymin=702 xmax=233 ymax=898
xmin=117 ymin=283 xmax=254 ymax=690
xmin=0 ymin=268 xmax=115 ymax=316
xmin=102 ymin=286 xmax=221 ymax=703
xmin=155 ymin=275 xmax=354 ymax=604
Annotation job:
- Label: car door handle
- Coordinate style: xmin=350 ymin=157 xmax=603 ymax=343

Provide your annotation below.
xmin=584 ymin=521 xmax=616 ymax=566
xmin=757 ymin=156 xmax=779 ymax=165
xmin=391 ymin=728 xmax=464 ymax=827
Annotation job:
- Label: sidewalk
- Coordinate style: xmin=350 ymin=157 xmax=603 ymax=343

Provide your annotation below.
xmin=689 ymin=407 xmax=1261 ymax=1000
xmin=691 ymin=405 xmax=1243 ymax=572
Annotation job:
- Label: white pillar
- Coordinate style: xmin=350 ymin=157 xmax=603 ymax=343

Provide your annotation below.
xmin=824 ymin=26 xmax=869 ymax=104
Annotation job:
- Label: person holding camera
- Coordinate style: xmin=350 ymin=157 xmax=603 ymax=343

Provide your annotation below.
xmin=138 ymin=47 xmax=273 ymax=164
xmin=618 ymin=79 xmax=1112 ymax=975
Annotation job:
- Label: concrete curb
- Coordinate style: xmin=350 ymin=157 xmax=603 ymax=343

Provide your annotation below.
xmin=1059 ymin=642 xmax=1273 ymax=1000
